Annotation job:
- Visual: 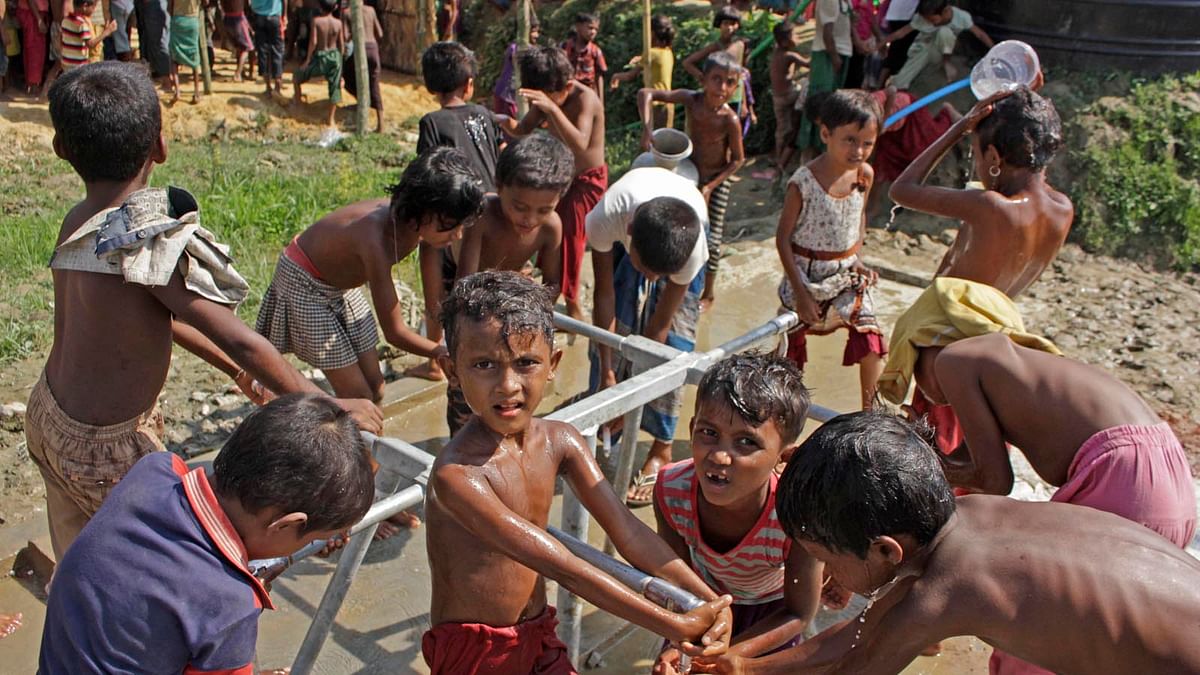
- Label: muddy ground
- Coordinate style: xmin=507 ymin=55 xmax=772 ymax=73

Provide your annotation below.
xmin=2 ymin=51 xmax=1199 ymax=548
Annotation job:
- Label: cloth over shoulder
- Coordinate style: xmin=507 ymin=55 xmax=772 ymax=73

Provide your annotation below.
xmin=50 ymin=186 xmax=249 ymax=307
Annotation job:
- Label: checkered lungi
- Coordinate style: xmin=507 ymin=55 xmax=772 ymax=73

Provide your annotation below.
xmin=255 ymin=253 xmax=379 ymax=370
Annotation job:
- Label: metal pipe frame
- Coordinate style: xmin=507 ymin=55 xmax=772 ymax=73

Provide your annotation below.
xmin=257 ymin=309 xmax=843 ymax=672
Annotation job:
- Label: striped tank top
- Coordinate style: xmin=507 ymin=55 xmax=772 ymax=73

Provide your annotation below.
xmin=654 ymin=460 xmax=790 ymax=604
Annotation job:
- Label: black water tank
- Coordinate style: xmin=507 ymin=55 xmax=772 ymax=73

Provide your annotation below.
xmin=959 ymin=0 xmax=1200 ymax=73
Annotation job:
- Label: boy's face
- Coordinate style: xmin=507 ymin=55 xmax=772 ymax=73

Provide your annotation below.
xmin=920 ymin=7 xmax=953 ymax=25
xmin=75 ymin=0 xmax=96 ymax=13
xmin=689 ymin=399 xmax=786 ymax=509
xmin=530 ymin=26 xmax=540 ymax=42
xmin=626 ymin=243 xmax=661 ymax=283
xmin=719 ymin=19 xmax=739 ymax=39
xmin=498 ymin=185 xmax=562 ymax=234
xmin=418 ymin=213 xmax=469 ymax=249
xmin=820 ymin=120 xmax=879 ymax=168
xmin=796 ymin=538 xmax=900 ymax=596
xmin=441 ymin=318 xmax=561 ymax=437
xmin=576 ymin=20 xmax=598 ymax=43
xmin=702 ymin=66 xmax=740 ymax=105
xmin=913 ymin=346 xmax=947 ymax=404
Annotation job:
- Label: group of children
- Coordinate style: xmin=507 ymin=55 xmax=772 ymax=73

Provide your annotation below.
xmin=21 ymin=4 xmax=1200 ymax=673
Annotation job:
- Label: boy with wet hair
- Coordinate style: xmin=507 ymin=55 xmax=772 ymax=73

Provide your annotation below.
xmin=291 ymin=0 xmax=344 ymax=129
xmin=419 ymin=40 xmax=502 ymax=192
xmin=653 ymin=352 xmax=824 ymax=673
xmin=563 ymin=11 xmax=607 ymax=101
xmin=30 ymin=62 xmax=380 ymax=563
xmin=498 ymin=45 xmax=607 ymax=321
xmin=424 ymin=271 xmax=735 ymax=674
xmin=585 ymin=174 xmax=710 ymax=506
xmin=419 ymin=134 xmax=574 ymax=430
xmin=639 ymin=50 xmax=746 ymax=310
xmin=39 ymin=394 xmax=375 ymax=674
xmin=695 ymin=410 xmax=1200 ymax=674
xmin=884 ymin=0 xmax=993 ymax=89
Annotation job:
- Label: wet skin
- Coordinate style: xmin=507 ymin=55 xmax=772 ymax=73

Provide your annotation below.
xmin=504 ymin=80 xmax=606 ymax=174
xmin=453 ymin=191 xmax=564 ymax=293
xmin=696 ymin=496 xmax=1200 ymax=675
xmin=914 ymin=333 xmax=1162 ymax=495
xmin=426 ymin=320 xmax=734 ymax=647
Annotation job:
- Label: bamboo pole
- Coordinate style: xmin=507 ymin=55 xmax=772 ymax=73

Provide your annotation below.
xmin=349 ymin=0 xmax=370 ymax=134
xmin=514 ymin=0 xmax=530 ymax=117
xmin=198 ymin=2 xmax=212 ymax=94
xmin=420 ymin=0 xmax=436 ymax=50
xmin=642 ymin=0 xmax=652 ymax=89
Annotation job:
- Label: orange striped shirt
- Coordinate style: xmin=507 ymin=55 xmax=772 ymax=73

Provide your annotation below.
xmin=60 ymin=14 xmax=93 ymax=69
xmin=654 ymin=460 xmax=791 ymax=604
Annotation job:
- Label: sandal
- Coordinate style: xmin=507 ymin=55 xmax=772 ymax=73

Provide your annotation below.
xmin=625 ymin=472 xmax=657 ymax=508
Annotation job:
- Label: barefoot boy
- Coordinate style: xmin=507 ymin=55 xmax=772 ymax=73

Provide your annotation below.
xmin=639 ymin=50 xmax=745 ymax=310
xmin=425 ymin=271 xmax=734 ymax=673
xmin=879 ymin=279 xmax=1196 ymax=553
xmin=31 ymin=63 xmax=379 ymax=562
xmin=419 ymin=41 xmax=502 ymax=191
xmin=39 ymin=394 xmax=375 ymax=673
xmin=497 ymin=45 xmax=607 ymax=321
xmin=768 ymin=21 xmax=808 ymax=175
xmin=220 ymin=0 xmax=255 ymax=82
xmin=584 ymin=170 xmax=710 ymax=506
xmin=697 ymin=411 xmax=1200 ymax=674
xmin=292 ymin=0 xmax=343 ymax=129
xmin=420 ymin=134 xmax=574 ymax=432
xmin=653 ymin=352 xmax=823 ymax=673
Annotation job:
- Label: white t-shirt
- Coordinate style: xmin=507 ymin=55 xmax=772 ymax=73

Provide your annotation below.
xmin=585 ymin=167 xmax=710 ymax=286
xmin=884 ymin=0 xmax=919 ymax=22
xmin=812 ymin=0 xmax=853 ymax=57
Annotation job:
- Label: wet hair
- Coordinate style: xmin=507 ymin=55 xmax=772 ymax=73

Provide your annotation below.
xmin=389 ymin=147 xmax=485 ymax=231
xmin=713 ymin=5 xmax=740 ymax=28
xmin=696 ymin=351 xmax=810 ymax=446
xmin=317 ymin=0 xmax=336 ymax=15
xmin=48 ymin=62 xmax=161 ymax=184
xmin=651 ymin=14 xmax=675 ymax=47
xmin=805 ymin=88 xmax=882 ymax=133
xmin=519 ymin=46 xmax=573 ymax=93
xmin=629 ymin=197 xmax=701 ymax=276
xmin=574 ymin=11 xmax=598 ymax=25
xmin=421 ymin=41 xmax=477 ymax=94
xmin=917 ymin=0 xmax=950 ymax=15
xmin=777 ymin=411 xmax=955 ymax=558
xmin=703 ymin=50 xmax=741 ymax=75
xmin=213 ymin=394 xmax=375 ymax=534
xmin=496 ymin=134 xmax=574 ymax=194
xmin=440 ymin=270 xmax=555 ymax=357
xmin=773 ymin=20 xmax=796 ymax=45
xmin=975 ymin=86 xmax=1063 ymax=171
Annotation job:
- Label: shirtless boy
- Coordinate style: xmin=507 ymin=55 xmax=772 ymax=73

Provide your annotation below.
xmin=419 ymin=134 xmax=574 ymax=433
xmin=638 ymin=50 xmax=745 ymax=310
xmin=292 ymin=0 xmax=343 ymax=129
xmin=695 ymin=411 xmax=1200 ymax=675
xmin=888 ymin=86 xmax=1073 ymax=454
xmin=424 ymin=271 xmax=734 ymax=673
xmin=879 ymin=281 xmax=1196 ymax=552
xmin=30 ymin=63 xmax=380 ymax=562
xmin=220 ymin=0 xmax=255 ymax=81
xmin=497 ymin=45 xmax=607 ymax=321
xmin=768 ymin=21 xmax=809 ymax=176
xmin=683 ymin=6 xmax=754 ymax=130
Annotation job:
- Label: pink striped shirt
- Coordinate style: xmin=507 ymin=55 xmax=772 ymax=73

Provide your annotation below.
xmin=654 ymin=460 xmax=791 ymax=604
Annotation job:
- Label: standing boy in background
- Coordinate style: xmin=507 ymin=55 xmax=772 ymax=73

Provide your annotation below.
xmin=221 ymin=0 xmax=255 ymax=81
xmin=796 ymin=0 xmax=852 ymax=159
xmin=424 ymin=271 xmax=734 ymax=674
xmin=418 ymin=41 xmax=502 ymax=192
xmin=167 ymin=0 xmax=204 ymax=104
xmin=31 ymin=63 xmax=381 ymax=564
xmin=292 ymin=0 xmax=344 ymax=130
xmin=611 ymin=13 xmax=676 ymax=129
xmin=766 ymin=20 xmax=809 ymax=177
xmin=683 ymin=5 xmax=755 ymax=133
xmin=341 ymin=0 xmax=385 ymax=132
xmin=498 ymin=45 xmax=607 ymax=321
xmin=639 ymin=51 xmax=746 ymax=311
xmin=250 ymin=0 xmax=284 ymax=97
xmin=562 ymin=11 xmax=607 ymax=103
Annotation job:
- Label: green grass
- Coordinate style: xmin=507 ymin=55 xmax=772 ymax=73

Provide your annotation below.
xmin=0 ymin=133 xmax=419 ymax=364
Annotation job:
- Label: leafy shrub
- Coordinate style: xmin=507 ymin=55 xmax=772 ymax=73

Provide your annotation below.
xmin=1069 ymin=73 xmax=1200 ymax=269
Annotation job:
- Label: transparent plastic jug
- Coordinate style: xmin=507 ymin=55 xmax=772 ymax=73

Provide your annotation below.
xmin=970 ymin=40 xmax=1040 ymax=99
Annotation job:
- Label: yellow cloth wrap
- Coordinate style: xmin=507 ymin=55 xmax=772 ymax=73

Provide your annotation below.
xmin=878 ymin=277 xmax=1061 ymax=404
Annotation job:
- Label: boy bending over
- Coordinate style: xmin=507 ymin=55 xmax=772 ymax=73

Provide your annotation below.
xmin=425 ymin=271 xmax=734 ymax=674
xmin=421 ymin=134 xmax=574 ymax=434
xmin=498 ymin=45 xmax=607 ymax=320
xmin=696 ymin=411 xmax=1200 ymax=674
xmin=654 ymin=352 xmax=825 ymax=674
xmin=30 ymin=63 xmax=379 ymax=563
xmin=39 ymin=394 xmax=375 ymax=674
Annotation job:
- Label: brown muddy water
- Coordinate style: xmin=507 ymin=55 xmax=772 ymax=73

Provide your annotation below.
xmin=0 ymin=240 xmax=990 ymax=673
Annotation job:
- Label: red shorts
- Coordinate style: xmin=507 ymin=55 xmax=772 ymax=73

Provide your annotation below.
xmin=784 ymin=328 xmax=886 ymax=370
xmin=908 ymin=389 xmax=964 ymax=456
xmin=556 ymin=164 xmax=608 ymax=303
xmin=422 ymin=606 xmax=578 ymax=675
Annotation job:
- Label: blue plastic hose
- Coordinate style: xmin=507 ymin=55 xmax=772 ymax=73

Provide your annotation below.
xmin=883 ymin=77 xmax=971 ymax=129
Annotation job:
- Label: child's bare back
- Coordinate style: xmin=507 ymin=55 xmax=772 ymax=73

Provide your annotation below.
xmin=294 ymin=199 xmax=402 ymax=290
xmin=309 ymin=12 xmax=342 ymax=52
xmin=219 ymin=0 xmax=244 ymax=15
